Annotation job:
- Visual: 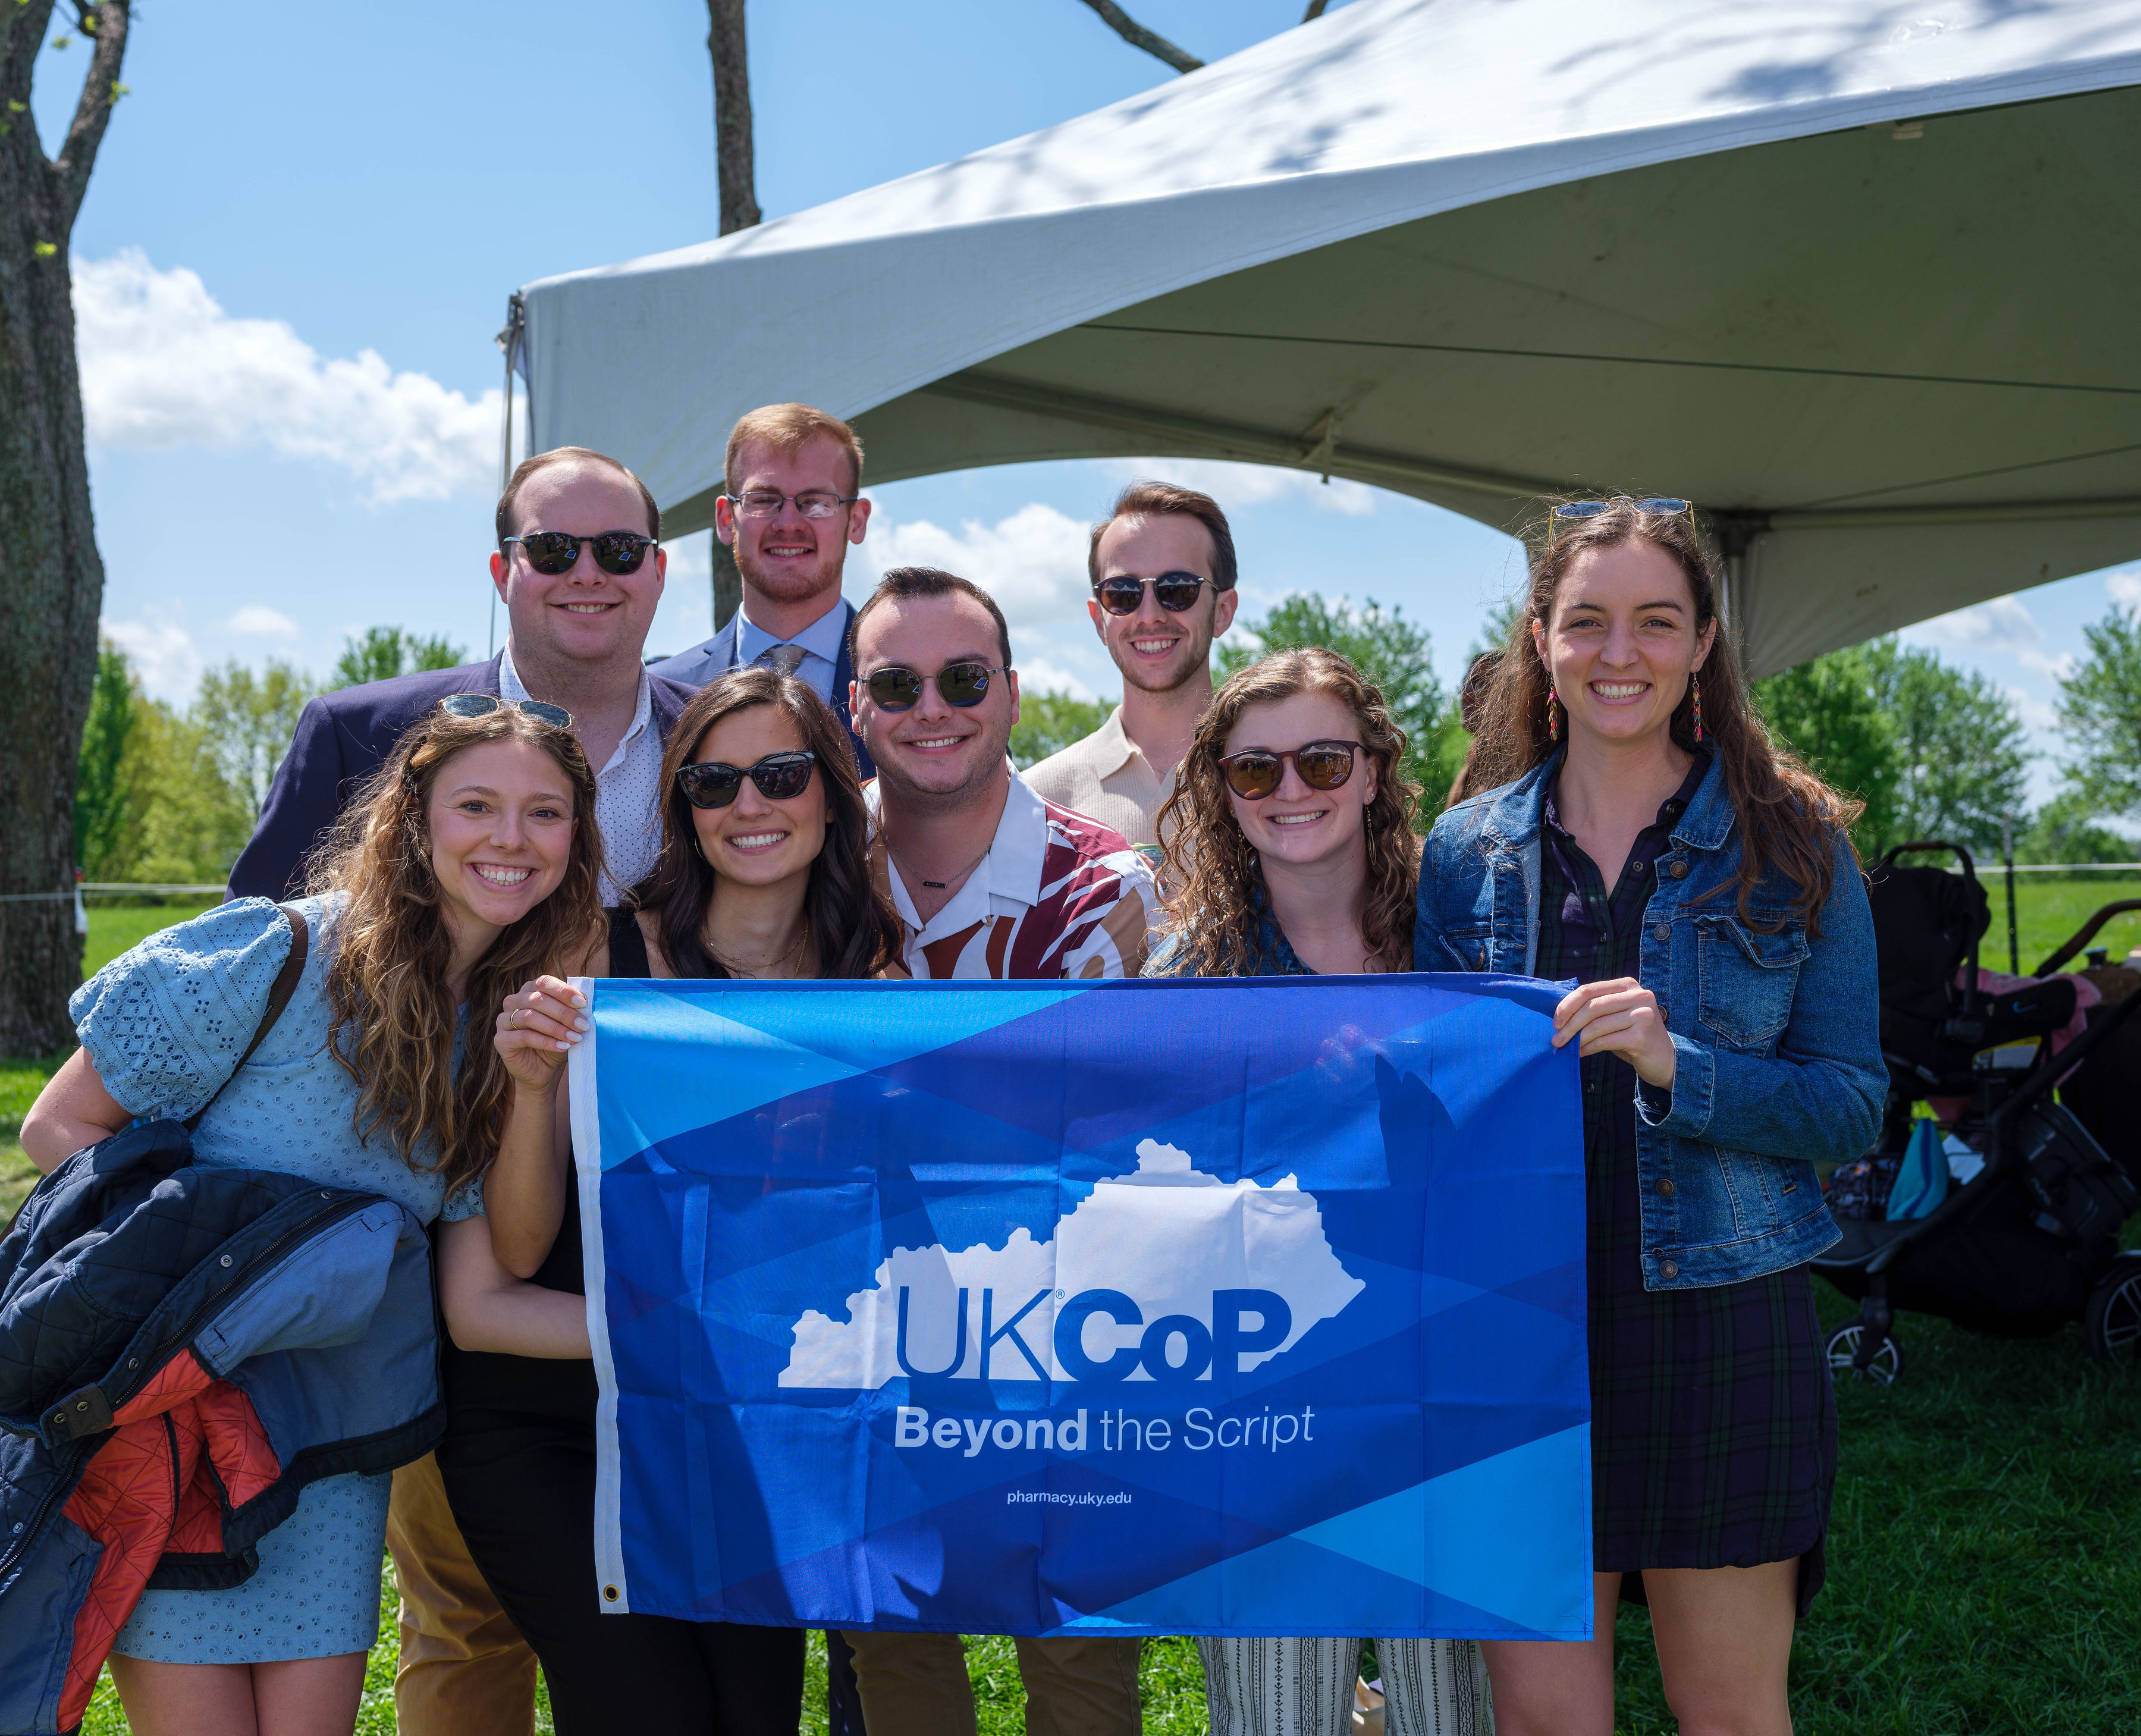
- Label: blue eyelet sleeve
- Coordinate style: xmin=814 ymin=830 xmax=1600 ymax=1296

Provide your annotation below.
xmin=439 ymin=1179 xmax=487 ymax=1222
xmin=70 ymin=897 xmax=298 ymax=1123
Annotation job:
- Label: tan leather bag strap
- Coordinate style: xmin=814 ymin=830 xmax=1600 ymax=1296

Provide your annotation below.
xmin=184 ymin=903 xmax=311 ymax=1133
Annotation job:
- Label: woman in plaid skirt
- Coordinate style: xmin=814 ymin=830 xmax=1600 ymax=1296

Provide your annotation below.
xmin=1416 ymin=498 xmax=1885 ymax=1735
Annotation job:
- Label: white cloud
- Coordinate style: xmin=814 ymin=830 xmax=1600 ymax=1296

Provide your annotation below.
xmin=74 ymin=249 xmax=499 ymax=503
xmin=225 ymin=604 xmax=300 ymax=638
xmin=1104 ymin=457 xmax=1378 ymax=518
xmin=104 ymin=610 xmax=200 ymax=701
xmin=1905 ymin=593 xmax=2043 ymax=651
xmin=2107 ymin=570 xmax=2141 ymax=616
xmin=2017 ymin=647 xmax=2077 ymax=682
xmin=2006 ymin=683 xmax=2061 ymax=733
xmin=856 ymin=502 xmax=1118 ymax=696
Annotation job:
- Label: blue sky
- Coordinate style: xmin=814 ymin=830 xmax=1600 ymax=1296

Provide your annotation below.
xmin=34 ymin=0 xmax=2137 ymax=803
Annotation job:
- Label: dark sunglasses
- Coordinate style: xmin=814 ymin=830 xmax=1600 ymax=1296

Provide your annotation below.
xmin=1093 ymin=571 xmax=1208 ymax=616
xmin=1216 ymin=739 xmax=1360 ymax=800
xmin=438 ymin=693 xmax=574 ymax=729
xmin=674 ymin=750 xmax=818 ymax=810
xmin=863 ymin=662 xmax=1004 ymax=711
xmin=501 ymin=529 xmax=659 ymax=576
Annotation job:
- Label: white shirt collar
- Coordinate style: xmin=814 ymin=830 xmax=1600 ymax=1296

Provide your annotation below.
xmin=869 ymin=765 xmax=1052 ymax=942
xmin=498 ymin=643 xmax=651 ymax=776
xmin=734 ymin=597 xmax=849 ymax=669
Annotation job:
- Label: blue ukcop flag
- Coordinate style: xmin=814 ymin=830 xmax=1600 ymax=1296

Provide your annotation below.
xmin=567 ymin=973 xmax=1590 ymax=1641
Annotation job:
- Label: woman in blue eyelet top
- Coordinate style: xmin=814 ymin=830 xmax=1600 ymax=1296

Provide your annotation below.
xmin=1415 ymin=498 xmax=1882 ymax=1736
xmin=21 ymin=702 xmax=606 ymax=1736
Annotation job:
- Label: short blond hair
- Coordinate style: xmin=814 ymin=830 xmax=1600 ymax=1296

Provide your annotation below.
xmin=724 ymin=403 xmax=865 ymax=497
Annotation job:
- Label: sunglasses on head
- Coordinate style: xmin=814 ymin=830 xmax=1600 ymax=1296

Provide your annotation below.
xmin=1548 ymin=497 xmax=1693 ymax=544
xmin=863 ymin=662 xmax=1004 ymax=711
xmin=1216 ymin=739 xmax=1360 ymax=800
xmin=675 ymin=750 xmax=818 ymax=809
xmin=437 ymin=693 xmax=574 ymax=729
xmin=1093 ymin=572 xmax=1209 ymax=616
xmin=501 ymin=529 xmax=658 ymax=576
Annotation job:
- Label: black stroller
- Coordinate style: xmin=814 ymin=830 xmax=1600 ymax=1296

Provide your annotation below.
xmin=1814 ymin=842 xmax=2141 ymax=1380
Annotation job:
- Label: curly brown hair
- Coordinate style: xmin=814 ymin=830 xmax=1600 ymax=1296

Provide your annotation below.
xmin=1458 ymin=498 xmax=1861 ymax=933
xmin=307 ymin=704 xmax=606 ymax=1197
xmin=630 ymin=667 xmax=900 ymax=980
xmin=1157 ymin=648 xmax=1421 ymax=977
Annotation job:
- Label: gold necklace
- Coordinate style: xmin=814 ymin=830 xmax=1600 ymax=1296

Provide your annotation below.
xmin=707 ymin=925 xmax=809 ymax=980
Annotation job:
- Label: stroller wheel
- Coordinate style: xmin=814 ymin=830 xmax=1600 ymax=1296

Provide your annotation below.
xmin=1825 ymin=1322 xmax=1904 ymax=1385
xmin=2083 ymin=1256 xmax=2141 ymax=1367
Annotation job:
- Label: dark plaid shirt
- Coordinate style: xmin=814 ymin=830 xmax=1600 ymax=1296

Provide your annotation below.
xmin=1539 ymin=755 xmax=1834 ymax=1597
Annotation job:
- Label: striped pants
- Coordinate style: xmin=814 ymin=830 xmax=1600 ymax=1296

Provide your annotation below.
xmin=1197 ymin=1636 xmax=1494 ymax=1736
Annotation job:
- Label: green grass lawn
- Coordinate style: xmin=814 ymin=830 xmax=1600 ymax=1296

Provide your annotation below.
xmin=27 ymin=888 xmax=2141 ymax=1734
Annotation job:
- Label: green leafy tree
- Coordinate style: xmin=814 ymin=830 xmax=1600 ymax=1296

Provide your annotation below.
xmin=1222 ymin=594 xmax=1463 ymax=827
xmin=73 ymin=641 xmax=142 ymax=879
xmin=1009 ymin=691 xmax=1116 ymax=771
xmin=193 ymin=660 xmax=317 ymax=825
xmin=1753 ymin=643 xmax=1900 ymax=850
xmin=332 ymin=626 xmax=467 ymax=689
xmin=2055 ymin=604 xmax=2141 ymax=825
xmin=1756 ymin=638 xmax=2030 ymax=857
xmin=127 ymin=699 xmax=251 ymax=884
xmin=2017 ymin=790 xmax=2136 ymax=866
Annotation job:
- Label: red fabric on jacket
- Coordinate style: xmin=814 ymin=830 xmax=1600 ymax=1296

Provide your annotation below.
xmin=54 ymin=1352 xmax=281 ymax=1728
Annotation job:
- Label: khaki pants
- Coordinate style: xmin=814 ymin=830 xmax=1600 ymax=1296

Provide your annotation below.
xmin=385 ymin=1453 xmax=538 ymax=1736
xmin=842 ymin=1630 xmax=1141 ymax=1736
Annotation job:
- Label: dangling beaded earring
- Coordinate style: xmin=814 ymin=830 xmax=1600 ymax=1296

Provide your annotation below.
xmin=1691 ymin=674 xmax=1704 ymax=743
xmin=1547 ymin=685 xmax=1561 ymax=742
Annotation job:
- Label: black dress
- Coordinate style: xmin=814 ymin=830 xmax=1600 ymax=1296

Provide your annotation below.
xmin=437 ymin=911 xmax=808 ymax=1735
xmin=1536 ymin=758 xmax=1835 ymax=1616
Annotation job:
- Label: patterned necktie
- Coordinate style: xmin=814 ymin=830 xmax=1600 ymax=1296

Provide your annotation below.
xmin=761 ymin=643 xmax=806 ymax=678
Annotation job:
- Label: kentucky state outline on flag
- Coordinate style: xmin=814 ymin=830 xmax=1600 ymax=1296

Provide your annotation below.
xmin=566 ymin=973 xmax=1591 ymax=1640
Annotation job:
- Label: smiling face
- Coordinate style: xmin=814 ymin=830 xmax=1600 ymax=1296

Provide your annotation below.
xmin=1533 ymin=538 xmax=1716 ymax=749
xmin=426 ymin=738 xmax=579 ymax=940
xmin=716 ymin=434 xmax=871 ymax=610
xmin=1220 ymin=689 xmax=1378 ymax=875
xmin=684 ymin=704 xmax=828 ymax=889
xmin=490 ymin=460 xmax=666 ymax=669
xmin=852 ymin=591 xmax=1019 ymax=806
xmin=1089 ymin=511 xmax=1240 ymax=695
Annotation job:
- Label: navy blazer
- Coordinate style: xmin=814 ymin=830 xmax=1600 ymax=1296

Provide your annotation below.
xmin=227 ymin=653 xmax=695 ymax=902
xmin=650 ymin=600 xmax=874 ymax=779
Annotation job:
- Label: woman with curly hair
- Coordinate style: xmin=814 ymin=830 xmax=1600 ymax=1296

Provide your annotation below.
xmin=1150 ymin=647 xmax=1493 ymax=1736
xmin=21 ymin=699 xmax=604 ymax=1736
xmin=1421 ymin=498 xmax=1882 ymax=1735
xmin=434 ymin=667 xmax=900 ymax=1735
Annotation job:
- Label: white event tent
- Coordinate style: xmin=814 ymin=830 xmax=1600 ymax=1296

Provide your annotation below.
xmin=514 ymin=0 xmax=2141 ymax=676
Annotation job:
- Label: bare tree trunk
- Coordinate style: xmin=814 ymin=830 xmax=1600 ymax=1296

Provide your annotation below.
xmin=706 ymin=0 xmax=760 ymax=236
xmin=0 ymin=1 xmax=130 ymax=1053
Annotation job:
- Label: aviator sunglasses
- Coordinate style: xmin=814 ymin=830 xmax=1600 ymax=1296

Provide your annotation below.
xmin=1093 ymin=571 xmax=1209 ymax=616
xmin=501 ymin=529 xmax=659 ymax=576
xmin=1549 ymin=497 xmax=1693 ymax=543
xmin=1215 ymin=740 xmax=1361 ymax=800
xmin=437 ymin=693 xmax=574 ymax=729
xmin=863 ymin=662 xmax=1004 ymax=711
xmin=675 ymin=750 xmax=818 ymax=809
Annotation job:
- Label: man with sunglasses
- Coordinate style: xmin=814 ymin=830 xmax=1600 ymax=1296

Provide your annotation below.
xmin=231 ymin=445 xmax=692 ymax=908
xmin=1024 ymin=481 xmax=1240 ymax=853
xmin=224 ymin=444 xmax=694 ymax=1736
xmin=841 ymin=565 xmax=1154 ymax=1736
xmin=652 ymin=402 xmax=875 ymax=775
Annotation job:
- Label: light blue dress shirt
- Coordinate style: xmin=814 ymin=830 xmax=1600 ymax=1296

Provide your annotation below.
xmin=733 ymin=600 xmax=849 ymax=704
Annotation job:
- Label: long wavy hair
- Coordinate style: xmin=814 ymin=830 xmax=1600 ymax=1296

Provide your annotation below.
xmin=308 ymin=705 xmax=605 ymax=1197
xmin=1458 ymin=498 xmax=1861 ymax=933
xmin=631 ymin=667 xmax=898 ymax=980
xmin=1157 ymin=648 xmax=1421 ymax=977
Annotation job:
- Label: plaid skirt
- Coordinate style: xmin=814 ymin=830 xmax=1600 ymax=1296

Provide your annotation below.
xmin=1589 ymin=1060 xmax=1837 ymax=1615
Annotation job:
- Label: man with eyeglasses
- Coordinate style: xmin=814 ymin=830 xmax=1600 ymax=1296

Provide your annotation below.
xmin=231 ymin=444 xmax=692 ymax=907
xmin=652 ymin=402 xmax=875 ymax=775
xmin=1023 ymin=481 xmax=1241 ymax=853
xmin=841 ymin=564 xmax=1154 ymax=1736
xmin=225 ymin=443 xmax=693 ymax=1736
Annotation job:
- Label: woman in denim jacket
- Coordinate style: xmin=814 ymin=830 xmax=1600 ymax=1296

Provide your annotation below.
xmin=1417 ymin=500 xmax=1882 ymax=1736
